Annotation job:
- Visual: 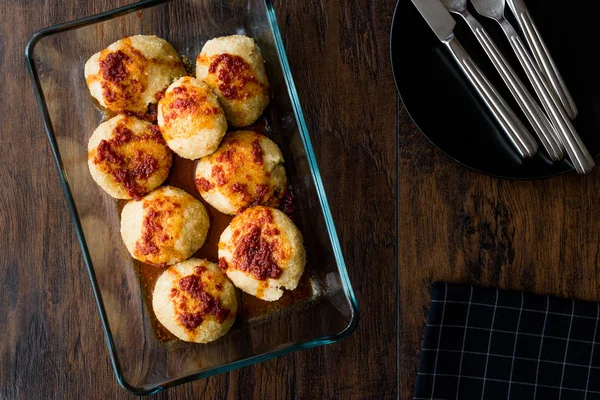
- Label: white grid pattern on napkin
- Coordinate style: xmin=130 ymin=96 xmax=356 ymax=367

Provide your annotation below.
xmin=414 ymin=282 xmax=600 ymax=400
xmin=584 ymin=304 xmax=600 ymax=400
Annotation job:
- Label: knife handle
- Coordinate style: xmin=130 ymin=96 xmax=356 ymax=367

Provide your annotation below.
xmin=445 ymin=37 xmax=538 ymax=159
xmin=508 ymin=0 xmax=578 ymax=119
xmin=499 ymin=20 xmax=594 ymax=174
xmin=463 ymin=13 xmax=563 ymax=161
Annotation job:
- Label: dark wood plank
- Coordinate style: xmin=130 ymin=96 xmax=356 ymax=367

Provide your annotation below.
xmin=160 ymin=0 xmax=399 ymax=398
xmin=0 ymin=0 xmax=398 ymax=398
xmin=0 ymin=1 xmax=138 ymax=399
xmin=230 ymin=1 xmax=398 ymax=398
xmin=399 ymin=96 xmax=600 ymax=398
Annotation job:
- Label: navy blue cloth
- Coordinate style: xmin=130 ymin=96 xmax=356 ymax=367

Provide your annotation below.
xmin=414 ymin=282 xmax=600 ymax=400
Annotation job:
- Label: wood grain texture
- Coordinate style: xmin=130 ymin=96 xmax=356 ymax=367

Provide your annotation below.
xmin=399 ymin=97 xmax=600 ymax=398
xmin=0 ymin=0 xmax=398 ymax=399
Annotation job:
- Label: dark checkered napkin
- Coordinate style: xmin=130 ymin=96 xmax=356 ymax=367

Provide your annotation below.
xmin=414 ymin=282 xmax=600 ymax=400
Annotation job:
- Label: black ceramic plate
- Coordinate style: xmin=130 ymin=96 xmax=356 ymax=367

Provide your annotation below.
xmin=391 ymin=0 xmax=600 ymax=178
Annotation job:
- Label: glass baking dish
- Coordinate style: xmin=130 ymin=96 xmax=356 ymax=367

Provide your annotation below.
xmin=26 ymin=0 xmax=359 ymax=395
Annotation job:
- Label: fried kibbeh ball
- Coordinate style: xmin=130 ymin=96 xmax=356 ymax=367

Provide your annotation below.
xmin=157 ymin=76 xmax=227 ymax=159
xmin=194 ymin=131 xmax=287 ymax=215
xmin=85 ymin=35 xmax=186 ymax=113
xmin=120 ymin=186 xmax=210 ymax=266
xmin=152 ymin=258 xmax=237 ymax=343
xmin=218 ymin=206 xmax=305 ymax=301
xmin=196 ymin=35 xmax=269 ymax=127
xmin=88 ymin=115 xmax=172 ymax=199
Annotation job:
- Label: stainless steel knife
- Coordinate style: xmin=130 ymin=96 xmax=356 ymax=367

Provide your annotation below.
xmin=412 ymin=0 xmax=538 ymax=159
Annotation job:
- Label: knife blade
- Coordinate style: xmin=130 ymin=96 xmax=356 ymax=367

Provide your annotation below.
xmin=411 ymin=0 xmax=539 ymax=159
xmin=411 ymin=0 xmax=456 ymax=42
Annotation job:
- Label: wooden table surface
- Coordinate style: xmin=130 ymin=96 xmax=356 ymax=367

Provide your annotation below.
xmin=7 ymin=0 xmax=599 ymax=398
xmin=0 ymin=0 xmax=397 ymax=398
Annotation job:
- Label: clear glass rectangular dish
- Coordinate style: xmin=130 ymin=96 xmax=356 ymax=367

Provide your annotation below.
xmin=26 ymin=0 xmax=358 ymax=395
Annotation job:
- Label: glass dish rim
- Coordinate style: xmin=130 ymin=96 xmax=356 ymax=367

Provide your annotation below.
xmin=24 ymin=0 xmax=359 ymax=395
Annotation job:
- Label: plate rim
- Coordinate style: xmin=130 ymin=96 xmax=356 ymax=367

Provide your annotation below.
xmin=389 ymin=0 xmax=581 ymax=180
